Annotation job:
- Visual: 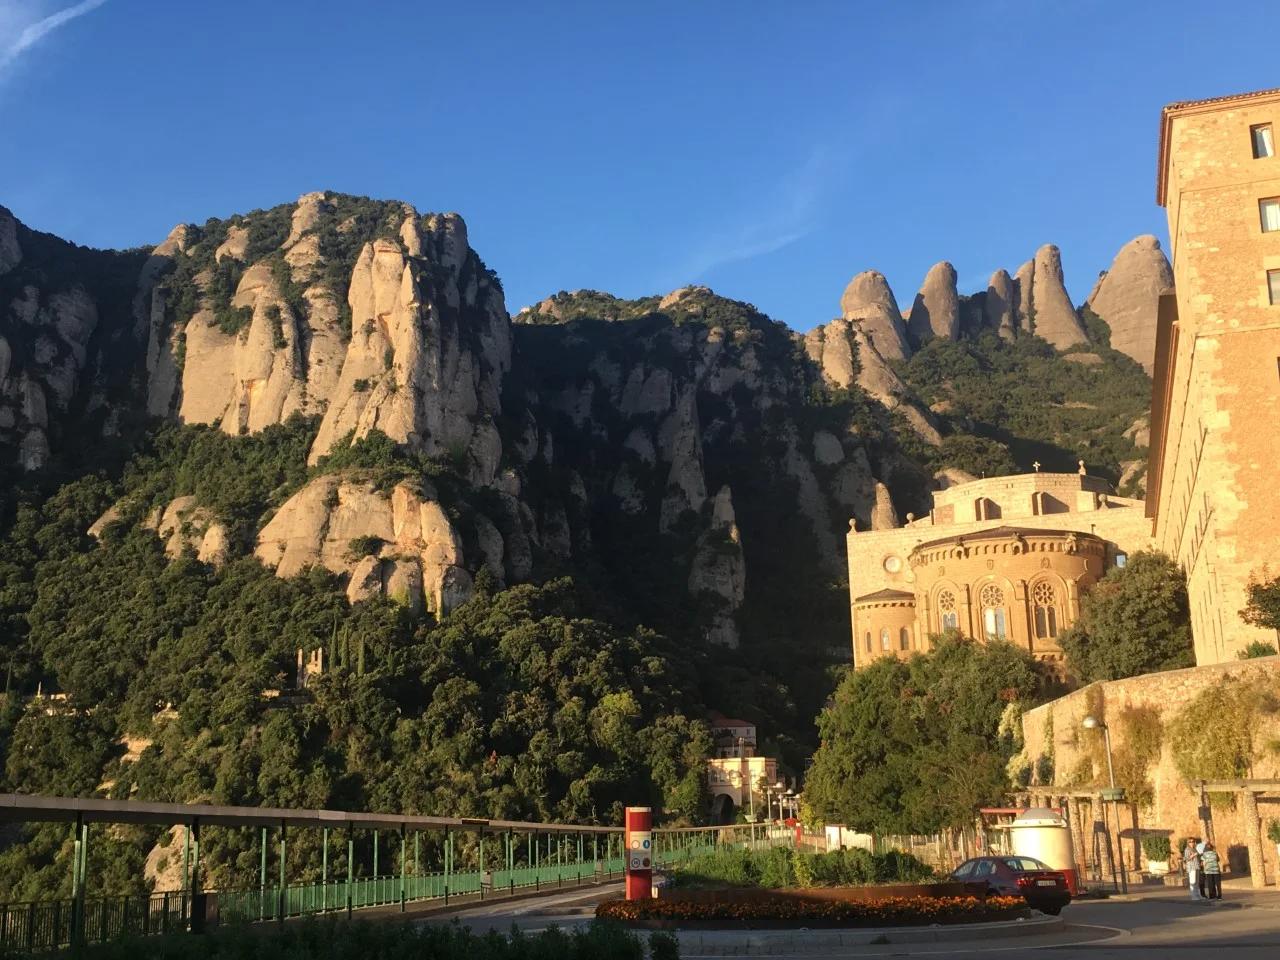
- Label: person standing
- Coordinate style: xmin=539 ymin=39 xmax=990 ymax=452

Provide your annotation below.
xmin=1201 ymin=842 xmax=1222 ymax=900
xmin=1196 ymin=841 xmax=1208 ymax=899
xmin=1184 ymin=838 xmax=1202 ymax=901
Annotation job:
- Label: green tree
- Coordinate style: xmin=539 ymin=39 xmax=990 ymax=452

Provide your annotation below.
xmin=803 ymin=636 xmax=1037 ymax=834
xmin=1241 ymin=571 xmax=1280 ymax=631
xmin=1059 ymin=551 xmax=1194 ymax=682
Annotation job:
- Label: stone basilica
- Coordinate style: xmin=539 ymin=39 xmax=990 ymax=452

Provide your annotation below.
xmin=845 ymin=467 xmax=1153 ymax=670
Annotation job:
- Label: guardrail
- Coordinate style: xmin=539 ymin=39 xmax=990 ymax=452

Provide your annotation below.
xmin=0 ymin=793 xmax=797 ymax=952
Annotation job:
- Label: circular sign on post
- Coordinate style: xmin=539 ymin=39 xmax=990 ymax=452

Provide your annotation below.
xmin=625 ymin=806 xmax=654 ymax=901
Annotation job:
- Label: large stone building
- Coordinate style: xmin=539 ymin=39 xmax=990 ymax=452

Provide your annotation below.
xmin=845 ymin=469 xmax=1153 ymax=670
xmin=1152 ymin=87 xmax=1280 ymax=663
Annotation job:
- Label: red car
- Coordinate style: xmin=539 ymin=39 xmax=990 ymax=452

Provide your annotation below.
xmin=950 ymin=856 xmax=1072 ymax=915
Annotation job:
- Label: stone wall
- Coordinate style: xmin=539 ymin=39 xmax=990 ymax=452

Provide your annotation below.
xmin=1020 ymin=657 xmax=1280 ymax=884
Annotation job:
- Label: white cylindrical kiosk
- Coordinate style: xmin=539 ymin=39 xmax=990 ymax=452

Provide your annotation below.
xmin=1007 ymin=807 xmax=1080 ymax=893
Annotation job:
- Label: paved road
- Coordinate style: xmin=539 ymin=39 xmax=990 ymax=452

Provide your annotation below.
xmin=430 ymin=886 xmax=1280 ymax=957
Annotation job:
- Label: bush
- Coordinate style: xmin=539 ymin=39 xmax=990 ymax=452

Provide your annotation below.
xmin=1267 ymin=819 xmax=1280 ymax=845
xmin=669 ymin=845 xmax=934 ymax=890
xmin=1141 ymin=835 xmax=1171 ymax=862
xmin=1237 ymin=640 xmax=1278 ymax=660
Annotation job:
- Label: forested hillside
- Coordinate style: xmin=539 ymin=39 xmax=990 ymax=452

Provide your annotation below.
xmin=0 ymin=192 xmax=1157 ymax=899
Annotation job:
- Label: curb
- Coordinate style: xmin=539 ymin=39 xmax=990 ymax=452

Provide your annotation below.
xmin=674 ymin=914 xmax=1065 ymax=956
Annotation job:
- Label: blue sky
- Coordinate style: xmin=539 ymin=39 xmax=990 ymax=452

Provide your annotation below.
xmin=2 ymin=1 xmax=1278 ymax=332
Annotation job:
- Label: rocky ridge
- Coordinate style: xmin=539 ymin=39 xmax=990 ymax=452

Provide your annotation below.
xmin=3 ymin=194 xmax=1168 ymax=683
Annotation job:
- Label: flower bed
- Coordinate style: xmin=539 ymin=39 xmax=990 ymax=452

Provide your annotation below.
xmin=597 ymin=894 xmax=1028 ymax=929
xmin=657 ymin=881 xmax=974 ymax=904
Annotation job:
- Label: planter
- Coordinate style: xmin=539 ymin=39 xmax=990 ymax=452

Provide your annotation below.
xmin=1146 ymin=860 xmax=1169 ymax=876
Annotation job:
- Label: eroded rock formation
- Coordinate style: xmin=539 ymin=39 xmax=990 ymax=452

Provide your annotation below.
xmin=1086 ymin=235 xmax=1174 ymax=372
xmin=1027 ymin=245 xmax=1089 ymax=349
xmin=907 ymin=262 xmax=960 ymax=344
xmin=255 ymin=475 xmax=472 ymax=615
xmin=840 ymin=270 xmax=911 ymax=360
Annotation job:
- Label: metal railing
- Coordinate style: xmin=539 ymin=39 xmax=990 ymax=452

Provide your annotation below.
xmin=0 ymin=856 xmax=640 ymax=951
xmin=0 ymin=892 xmax=189 ymax=954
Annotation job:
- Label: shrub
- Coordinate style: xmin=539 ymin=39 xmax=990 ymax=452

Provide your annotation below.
xmin=648 ymin=930 xmax=680 ymax=960
xmin=670 ymin=845 xmax=934 ymax=890
xmin=1267 ymin=819 xmax=1280 ymax=845
xmin=1141 ymin=835 xmax=1171 ymax=862
xmin=1237 ymin=640 xmax=1278 ymax=660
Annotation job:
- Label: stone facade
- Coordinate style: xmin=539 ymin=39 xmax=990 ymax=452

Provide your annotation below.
xmin=1151 ymin=88 xmax=1280 ymax=664
xmin=846 ymin=470 xmax=1154 ymax=669
xmin=1020 ymin=657 xmax=1280 ymax=884
xmin=706 ymin=714 xmax=778 ymax=823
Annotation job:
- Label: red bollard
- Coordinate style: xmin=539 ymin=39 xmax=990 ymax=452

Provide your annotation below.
xmin=624 ymin=807 xmax=652 ymax=900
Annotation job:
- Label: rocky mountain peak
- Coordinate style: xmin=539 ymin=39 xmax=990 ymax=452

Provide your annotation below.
xmin=135 ymin=192 xmax=512 ymax=484
xmin=839 ymin=270 xmax=911 ymax=361
xmin=1028 ymin=244 xmax=1089 ymax=350
xmin=907 ymin=261 xmax=960 ymax=344
xmin=985 ymin=269 xmax=1016 ymax=339
xmin=1086 ymin=234 xmax=1174 ymax=373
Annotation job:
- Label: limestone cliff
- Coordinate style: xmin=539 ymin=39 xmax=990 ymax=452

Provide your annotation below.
xmin=839 ymin=270 xmax=911 ymax=361
xmin=803 ymin=319 xmax=941 ymax=446
xmin=688 ymin=486 xmax=746 ymax=648
xmin=1086 ymin=235 xmax=1174 ymax=373
xmin=0 ymin=205 xmax=148 ymax=472
xmin=255 ymin=474 xmax=472 ymax=616
xmin=141 ymin=194 xmax=511 ymax=484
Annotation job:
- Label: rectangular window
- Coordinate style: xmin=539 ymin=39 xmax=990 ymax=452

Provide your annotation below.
xmin=1252 ymin=123 xmax=1275 ymax=159
xmin=1261 ymin=198 xmax=1280 ymax=232
xmin=1269 ymin=269 xmax=1280 ymax=305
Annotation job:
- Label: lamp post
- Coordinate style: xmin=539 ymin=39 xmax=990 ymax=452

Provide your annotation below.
xmin=1082 ymin=716 xmax=1128 ymax=893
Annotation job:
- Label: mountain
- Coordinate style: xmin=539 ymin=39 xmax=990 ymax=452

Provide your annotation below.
xmin=0 ymin=191 xmax=1160 ymax=896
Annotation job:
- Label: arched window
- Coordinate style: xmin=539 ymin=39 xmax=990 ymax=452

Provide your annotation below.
xmin=937 ymin=590 xmax=959 ymax=632
xmin=1033 ymin=581 xmax=1059 ymax=639
xmin=899 ymin=627 xmax=910 ymax=651
xmin=880 ymin=628 xmax=890 ymax=651
xmin=865 ymin=632 xmax=872 ymax=652
xmin=980 ymin=583 xmax=1007 ymax=640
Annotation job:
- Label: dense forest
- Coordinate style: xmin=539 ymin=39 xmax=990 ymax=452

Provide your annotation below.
xmin=890 ymin=319 xmax=1151 ymax=494
xmin=0 ymin=418 xmax=711 ymax=898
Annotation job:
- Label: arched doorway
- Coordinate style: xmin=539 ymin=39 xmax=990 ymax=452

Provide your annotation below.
xmin=711 ymin=794 xmax=737 ymax=825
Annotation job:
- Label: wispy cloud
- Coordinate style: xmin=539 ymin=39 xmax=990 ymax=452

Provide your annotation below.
xmin=663 ymin=146 xmax=837 ymax=286
xmin=0 ymin=0 xmax=110 ymax=78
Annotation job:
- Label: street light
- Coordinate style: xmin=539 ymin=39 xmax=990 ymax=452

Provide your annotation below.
xmin=1082 ymin=716 xmax=1127 ymax=893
